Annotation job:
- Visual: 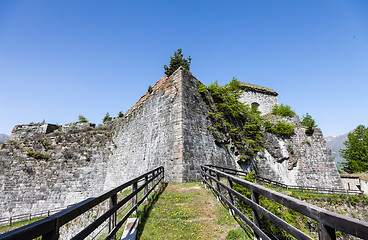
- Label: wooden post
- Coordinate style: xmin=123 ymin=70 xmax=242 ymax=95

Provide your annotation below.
xmin=144 ymin=175 xmax=149 ymax=198
xmin=318 ymin=214 xmax=336 ymax=240
xmin=9 ymin=217 xmax=12 ymax=226
xmin=227 ymin=177 xmax=235 ymax=216
xmin=251 ymin=189 xmax=261 ymax=240
xmin=109 ymin=194 xmax=117 ymax=235
xmin=132 ymin=182 xmax=138 ymax=208
xmin=216 ymin=174 xmax=221 ymax=194
xmin=42 ymin=219 xmax=60 ymax=240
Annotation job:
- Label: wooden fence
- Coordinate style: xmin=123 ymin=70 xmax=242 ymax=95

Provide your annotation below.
xmin=201 ymin=165 xmax=368 ymax=240
xmin=206 ymin=165 xmax=363 ymax=195
xmin=0 ymin=166 xmax=164 ymax=240
xmin=0 ymin=206 xmax=70 ymax=227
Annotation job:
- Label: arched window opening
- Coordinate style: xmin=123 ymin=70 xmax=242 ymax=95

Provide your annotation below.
xmin=251 ymin=102 xmax=260 ymax=110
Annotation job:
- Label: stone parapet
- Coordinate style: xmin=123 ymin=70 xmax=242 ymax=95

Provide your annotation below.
xmin=9 ymin=123 xmax=59 ymax=140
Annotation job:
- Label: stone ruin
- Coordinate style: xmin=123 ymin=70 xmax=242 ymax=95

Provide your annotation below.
xmin=9 ymin=122 xmax=96 ymax=141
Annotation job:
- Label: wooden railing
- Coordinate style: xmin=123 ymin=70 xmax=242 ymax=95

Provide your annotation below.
xmin=201 ymin=165 xmax=368 ymax=240
xmin=206 ymin=165 xmax=363 ymax=195
xmin=0 ymin=166 xmax=164 ymax=240
xmin=0 ymin=206 xmax=70 ymax=227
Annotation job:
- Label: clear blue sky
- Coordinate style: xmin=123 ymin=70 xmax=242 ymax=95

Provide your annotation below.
xmin=1 ymin=0 xmax=367 ymax=137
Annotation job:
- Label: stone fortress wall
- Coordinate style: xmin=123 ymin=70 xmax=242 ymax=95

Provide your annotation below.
xmin=0 ymin=67 xmax=343 ymax=220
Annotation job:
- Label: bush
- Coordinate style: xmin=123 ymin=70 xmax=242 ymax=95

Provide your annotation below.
xmin=103 ymin=112 xmax=112 ymax=123
xmin=271 ymin=104 xmax=295 ymax=117
xmin=163 ymin=49 xmax=191 ymax=76
xmin=199 ymin=79 xmax=264 ymax=161
xmin=26 ymin=151 xmax=50 ymax=161
xmin=78 ymin=115 xmax=88 ymax=123
xmin=118 ymin=111 xmax=124 ymax=118
xmin=301 ymin=113 xmax=317 ymax=136
xmin=265 ymin=121 xmax=295 ymax=138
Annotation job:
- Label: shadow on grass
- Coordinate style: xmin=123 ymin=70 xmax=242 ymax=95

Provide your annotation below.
xmin=135 ymin=181 xmax=168 ymax=239
xmin=204 ymin=181 xmax=254 ymax=239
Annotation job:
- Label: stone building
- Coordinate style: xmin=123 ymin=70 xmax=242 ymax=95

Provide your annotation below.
xmin=340 ymin=173 xmax=368 ymax=193
xmin=238 ymin=83 xmax=279 ymax=115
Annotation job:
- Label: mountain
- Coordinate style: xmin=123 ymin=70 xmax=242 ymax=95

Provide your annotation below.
xmin=325 ymin=132 xmax=349 ymax=169
xmin=0 ymin=134 xmax=9 ymax=143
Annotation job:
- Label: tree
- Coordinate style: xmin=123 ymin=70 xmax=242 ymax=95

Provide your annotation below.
xmin=103 ymin=112 xmax=112 ymax=122
xmin=163 ymin=48 xmax=191 ymax=76
xmin=78 ymin=115 xmax=88 ymax=123
xmin=339 ymin=125 xmax=368 ymax=173
xmin=118 ymin=111 xmax=124 ymax=118
xmin=301 ymin=113 xmax=317 ymax=136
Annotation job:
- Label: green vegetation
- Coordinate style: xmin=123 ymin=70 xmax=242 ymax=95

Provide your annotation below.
xmin=147 ymin=85 xmax=153 ymax=93
xmin=118 ymin=111 xmax=124 ymax=118
xmin=339 ymin=125 xmax=368 ymax=173
xmin=0 ymin=217 xmax=45 ymax=234
xmin=226 ymin=228 xmax=250 ymax=240
xmin=198 ymin=78 xmax=264 ymax=161
xmin=78 ymin=115 xmax=88 ymax=123
xmin=103 ymin=112 xmax=112 ymax=123
xmin=264 ymin=121 xmax=295 ymax=138
xmin=301 ymin=113 xmax=317 ymax=136
xmin=26 ymin=151 xmax=50 ymax=161
xmin=233 ymin=172 xmax=316 ymax=239
xmin=271 ymin=104 xmax=295 ymax=117
xmin=163 ymin=48 xmax=191 ymax=76
xmin=138 ymin=182 xmax=239 ymax=240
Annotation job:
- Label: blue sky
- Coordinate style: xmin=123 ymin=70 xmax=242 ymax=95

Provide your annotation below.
xmin=0 ymin=1 xmax=367 ymax=137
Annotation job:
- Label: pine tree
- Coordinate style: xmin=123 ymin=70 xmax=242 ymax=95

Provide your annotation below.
xmin=163 ymin=49 xmax=191 ymax=76
xmin=103 ymin=112 xmax=112 ymax=123
xmin=340 ymin=125 xmax=368 ymax=173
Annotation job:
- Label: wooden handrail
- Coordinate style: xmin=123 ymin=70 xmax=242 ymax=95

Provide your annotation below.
xmin=201 ymin=165 xmax=368 ymax=240
xmin=0 ymin=166 xmax=164 ymax=240
xmin=206 ymin=165 xmax=363 ymax=195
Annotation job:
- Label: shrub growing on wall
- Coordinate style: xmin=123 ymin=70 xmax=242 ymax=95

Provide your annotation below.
xmin=103 ymin=112 xmax=112 ymax=123
xmin=78 ymin=115 xmax=88 ymax=123
xmin=301 ymin=113 xmax=317 ymax=136
xmin=271 ymin=104 xmax=295 ymax=117
xmin=198 ymin=78 xmax=264 ymax=161
xmin=264 ymin=121 xmax=295 ymax=138
xmin=163 ymin=48 xmax=191 ymax=76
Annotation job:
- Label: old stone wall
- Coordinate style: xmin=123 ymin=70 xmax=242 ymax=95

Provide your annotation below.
xmin=103 ymin=67 xmax=239 ymax=186
xmin=103 ymin=70 xmax=183 ymax=187
xmin=239 ymin=90 xmax=278 ymax=115
xmin=0 ymin=66 xmax=343 ymax=228
xmin=9 ymin=123 xmax=60 ymax=141
xmin=0 ymin=129 xmax=111 ymax=218
xmin=181 ymin=69 xmax=239 ymax=181
xmin=252 ymin=121 xmax=343 ymax=189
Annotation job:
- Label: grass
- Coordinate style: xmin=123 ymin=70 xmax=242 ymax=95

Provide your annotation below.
xmin=137 ymin=181 xmax=245 ymax=240
xmin=0 ymin=217 xmax=45 ymax=234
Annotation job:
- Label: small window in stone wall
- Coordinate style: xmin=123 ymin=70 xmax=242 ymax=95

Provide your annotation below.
xmin=251 ymin=102 xmax=260 ymax=110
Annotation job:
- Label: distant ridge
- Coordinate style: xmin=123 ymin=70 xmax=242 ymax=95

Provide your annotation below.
xmin=325 ymin=132 xmax=349 ymax=169
xmin=0 ymin=134 xmax=8 ymax=143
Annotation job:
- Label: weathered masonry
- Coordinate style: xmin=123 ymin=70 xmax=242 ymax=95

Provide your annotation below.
xmin=238 ymin=83 xmax=279 ymax=115
xmin=0 ymin=67 xmax=342 ymax=219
